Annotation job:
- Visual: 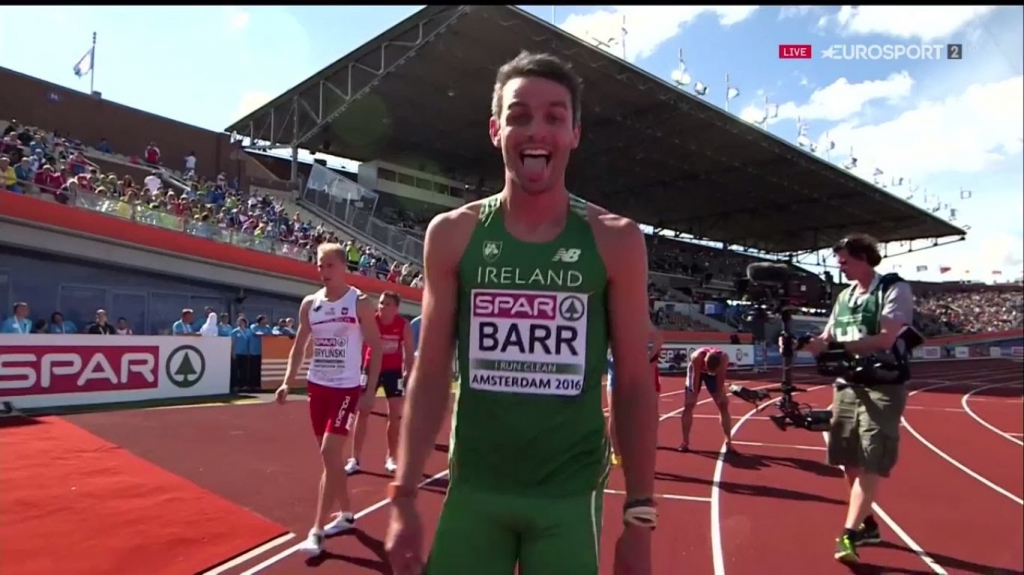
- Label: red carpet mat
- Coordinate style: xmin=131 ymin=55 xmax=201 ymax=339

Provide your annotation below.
xmin=0 ymin=417 xmax=287 ymax=575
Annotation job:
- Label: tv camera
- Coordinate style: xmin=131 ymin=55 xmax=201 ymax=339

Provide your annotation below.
xmin=729 ymin=264 xmax=926 ymax=432
xmin=729 ymin=263 xmax=834 ymax=432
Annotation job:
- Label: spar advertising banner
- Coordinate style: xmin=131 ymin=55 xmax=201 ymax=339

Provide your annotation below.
xmin=0 ymin=335 xmax=231 ymax=409
xmin=657 ymin=343 xmax=756 ymax=374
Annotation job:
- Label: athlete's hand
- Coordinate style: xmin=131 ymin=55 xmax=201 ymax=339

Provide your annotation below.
xmin=274 ymin=384 xmax=289 ymax=405
xmin=385 ymin=500 xmax=424 ymax=575
xmin=614 ymin=524 xmax=652 ymax=575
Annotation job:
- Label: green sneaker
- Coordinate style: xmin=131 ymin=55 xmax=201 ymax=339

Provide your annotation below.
xmin=857 ymin=522 xmax=881 ymax=545
xmin=834 ymin=534 xmax=860 ymax=564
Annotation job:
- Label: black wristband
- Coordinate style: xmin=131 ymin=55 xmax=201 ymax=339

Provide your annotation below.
xmin=623 ymin=497 xmax=656 ymax=512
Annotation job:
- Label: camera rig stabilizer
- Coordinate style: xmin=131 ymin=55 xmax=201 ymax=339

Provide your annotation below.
xmin=729 ymin=308 xmax=835 ymax=432
xmin=728 ymin=263 xmax=834 ymax=432
xmin=729 ymin=264 xmax=924 ymax=432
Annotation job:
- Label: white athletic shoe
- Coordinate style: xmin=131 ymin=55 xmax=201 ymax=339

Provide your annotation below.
xmin=324 ymin=512 xmax=356 ymax=536
xmin=298 ymin=529 xmax=324 ymax=557
xmin=384 ymin=457 xmax=398 ymax=474
xmin=344 ymin=458 xmax=360 ymax=475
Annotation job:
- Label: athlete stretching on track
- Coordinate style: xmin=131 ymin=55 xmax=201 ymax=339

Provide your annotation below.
xmin=384 ymin=51 xmax=658 ymax=575
xmin=607 ymin=320 xmax=664 ymax=466
xmin=275 ymin=243 xmax=382 ymax=556
xmin=346 ymin=291 xmax=414 ymax=475
xmin=679 ymin=347 xmax=736 ymax=454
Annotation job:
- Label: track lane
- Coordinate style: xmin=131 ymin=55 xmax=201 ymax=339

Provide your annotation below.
xmin=906 ymin=379 xmax=1024 ymax=502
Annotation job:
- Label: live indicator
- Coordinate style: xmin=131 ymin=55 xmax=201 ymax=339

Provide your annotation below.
xmin=779 ymin=44 xmax=813 ymax=59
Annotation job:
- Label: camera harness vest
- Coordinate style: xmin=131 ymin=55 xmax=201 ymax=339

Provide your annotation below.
xmin=831 ymin=273 xmax=911 ymax=386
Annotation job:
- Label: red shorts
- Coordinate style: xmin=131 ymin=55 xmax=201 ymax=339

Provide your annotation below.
xmin=652 ymin=364 xmax=661 ymax=393
xmin=307 ymin=381 xmax=362 ymax=437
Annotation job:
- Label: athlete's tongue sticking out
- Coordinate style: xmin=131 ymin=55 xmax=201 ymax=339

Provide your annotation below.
xmin=519 ymin=150 xmax=550 ymax=182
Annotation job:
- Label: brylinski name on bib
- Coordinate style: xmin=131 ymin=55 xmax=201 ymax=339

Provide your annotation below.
xmin=469 ymin=289 xmax=589 ymax=397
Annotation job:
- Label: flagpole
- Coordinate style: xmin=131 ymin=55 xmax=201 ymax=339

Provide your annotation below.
xmin=725 ymin=73 xmax=730 ymax=112
xmin=89 ymin=32 xmax=97 ymax=94
xmin=551 ymin=6 xmax=555 ymax=24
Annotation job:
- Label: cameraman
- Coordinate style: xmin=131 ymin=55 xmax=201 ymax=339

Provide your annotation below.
xmin=798 ymin=233 xmax=914 ymax=565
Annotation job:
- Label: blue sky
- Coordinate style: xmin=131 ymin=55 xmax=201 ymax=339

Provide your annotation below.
xmin=1 ymin=5 xmax=1021 ymax=282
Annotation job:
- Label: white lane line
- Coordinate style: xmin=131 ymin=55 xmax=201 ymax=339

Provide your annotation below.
xmin=961 ymin=384 xmax=1024 ymax=447
xmin=710 ymin=380 xmax=831 ymax=575
xmin=731 ymin=440 xmax=827 ymax=452
xmin=820 ymin=428 xmax=947 ymax=574
xmin=243 ymin=384 xmax=705 ymax=573
xmin=201 ymin=533 xmax=296 ymax=575
xmin=906 ymin=382 xmax=1024 ymax=506
xmin=603 ymin=488 xmax=711 ymax=503
xmin=240 ymin=470 xmax=449 ymax=574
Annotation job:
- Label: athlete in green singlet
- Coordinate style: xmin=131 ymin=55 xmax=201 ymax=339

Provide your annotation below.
xmin=385 ymin=51 xmax=659 ymax=575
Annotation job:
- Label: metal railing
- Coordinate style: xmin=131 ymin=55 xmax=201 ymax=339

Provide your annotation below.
xmin=303 ymin=165 xmax=424 ymax=263
xmin=51 ymin=186 xmax=313 ymax=262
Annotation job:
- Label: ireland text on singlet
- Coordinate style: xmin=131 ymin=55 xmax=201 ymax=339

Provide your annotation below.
xmin=452 ymin=194 xmax=611 ymax=496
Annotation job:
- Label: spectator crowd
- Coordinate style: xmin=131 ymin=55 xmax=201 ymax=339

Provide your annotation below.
xmin=4 ymin=120 xmax=1021 ymax=343
xmin=915 ymin=288 xmax=1024 ymax=336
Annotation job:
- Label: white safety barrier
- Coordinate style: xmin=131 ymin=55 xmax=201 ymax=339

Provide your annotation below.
xmin=0 ymin=335 xmax=231 ymax=409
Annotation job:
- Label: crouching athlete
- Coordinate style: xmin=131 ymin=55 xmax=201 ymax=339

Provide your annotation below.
xmin=679 ymin=347 xmax=736 ymax=454
xmin=384 ymin=51 xmax=658 ymax=575
xmin=608 ymin=319 xmax=664 ymax=466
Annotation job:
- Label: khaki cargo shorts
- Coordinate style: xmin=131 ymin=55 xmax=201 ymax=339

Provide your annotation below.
xmin=827 ymin=383 xmax=908 ymax=477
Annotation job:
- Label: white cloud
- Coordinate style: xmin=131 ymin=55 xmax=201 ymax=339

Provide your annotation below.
xmin=821 ymin=6 xmax=997 ymax=42
xmin=778 ymin=6 xmax=819 ymax=20
xmin=737 ymin=72 xmax=914 ymax=125
xmin=824 ymin=76 xmax=1023 ymax=180
xmin=560 ymin=6 xmax=758 ymax=63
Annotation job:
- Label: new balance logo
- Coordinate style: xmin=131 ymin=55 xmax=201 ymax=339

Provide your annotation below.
xmin=552 ymin=248 xmax=581 ymax=263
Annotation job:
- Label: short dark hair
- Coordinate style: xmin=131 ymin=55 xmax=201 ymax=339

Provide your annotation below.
xmin=492 ymin=51 xmax=583 ymax=126
xmin=833 ymin=233 xmax=883 ymax=268
xmin=380 ymin=291 xmax=401 ymax=306
xmin=706 ymin=351 xmax=723 ymax=372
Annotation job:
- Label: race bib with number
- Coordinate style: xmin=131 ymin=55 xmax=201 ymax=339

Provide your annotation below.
xmin=468 ymin=289 xmax=589 ymax=396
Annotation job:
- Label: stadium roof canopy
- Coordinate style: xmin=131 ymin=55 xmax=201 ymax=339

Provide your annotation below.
xmin=226 ymin=5 xmax=965 ymax=254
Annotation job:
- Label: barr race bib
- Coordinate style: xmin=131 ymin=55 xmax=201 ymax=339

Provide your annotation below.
xmin=468 ymin=289 xmax=589 ymax=396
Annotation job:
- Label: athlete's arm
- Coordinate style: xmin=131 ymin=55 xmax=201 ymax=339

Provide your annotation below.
xmin=687 ymin=350 xmax=705 ymax=390
xmin=401 ymin=322 xmax=415 ymax=376
xmin=648 ymin=321 xmax=664 ymax=361
xmin=595 ymin=211 xmax=657 ymax=503
xmin=357 ymin=294 xmax=383 ymax=390
xmin=844 ymin=281 xmax=914 ymax=355
xmin=395 ymin=208 xmax=475 ymax=491
xmin=717 ymin=353 xmax=730 ymax=391
xmin=282 ymin=297 xmax=314 ymax=387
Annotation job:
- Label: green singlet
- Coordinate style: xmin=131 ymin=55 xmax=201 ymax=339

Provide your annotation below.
xmin=827 ymin=273 xmax=908 ymax=476
xmin=426 ymin=194 xmax=612 ymax=575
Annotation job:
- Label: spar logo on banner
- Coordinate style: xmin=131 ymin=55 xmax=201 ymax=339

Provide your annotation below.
xmin=0 ymin=345 xmax=160 ymax=395
xmin=954 ymin=347 xmax=970 ymax=359
xmin=922 ymin=346 xmax=941 ymax=360
xmin=0 ymin=335 xmax=231 ymax=409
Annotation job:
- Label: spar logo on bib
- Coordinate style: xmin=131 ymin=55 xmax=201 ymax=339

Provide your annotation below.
xmin=469 ymin=289 xmax=589 ymax=396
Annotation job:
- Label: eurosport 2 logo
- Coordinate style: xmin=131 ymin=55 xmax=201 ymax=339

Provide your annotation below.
xmin=779 ymin=43 xmax=962 ymax=61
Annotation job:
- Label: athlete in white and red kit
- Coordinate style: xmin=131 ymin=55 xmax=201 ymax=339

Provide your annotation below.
xmin=345 ymin=291 xmax=414 ymax=475
xmin=275 ymin=243 xmax=382 ymax=556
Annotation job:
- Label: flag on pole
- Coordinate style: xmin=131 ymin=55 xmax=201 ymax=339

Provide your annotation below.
xmin=73 ymin=46 xmax=94 ymax=78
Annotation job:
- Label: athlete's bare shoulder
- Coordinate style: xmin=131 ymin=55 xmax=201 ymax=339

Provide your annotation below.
xmin=585 ymin=202 xmax=647 ymax=272
xmin=425 ymin=200 xmax=483 ymax=265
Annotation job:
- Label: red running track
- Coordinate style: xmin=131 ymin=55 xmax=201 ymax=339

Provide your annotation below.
xmin=62 ymin=360 xmax=1024 ymax=574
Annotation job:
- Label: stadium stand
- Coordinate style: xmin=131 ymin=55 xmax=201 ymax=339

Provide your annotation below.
xmin=3 ymin=5 xmax=1013 ymax=337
